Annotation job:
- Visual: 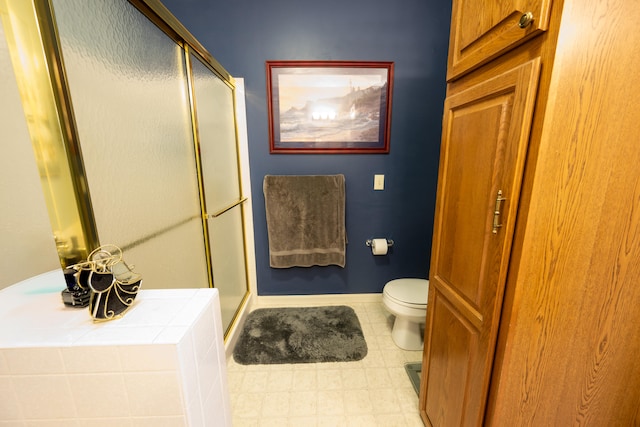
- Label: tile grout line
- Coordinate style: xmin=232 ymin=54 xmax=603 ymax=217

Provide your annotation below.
xmin=226 ymin=301 xmax=424 ymax=426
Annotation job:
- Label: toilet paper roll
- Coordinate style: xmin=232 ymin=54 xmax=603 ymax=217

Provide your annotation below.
xmin=371 ymin=238 xmax=389 ymax=255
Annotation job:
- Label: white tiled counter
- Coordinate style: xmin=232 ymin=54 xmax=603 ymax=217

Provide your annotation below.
xmin=0 ymin=270 xmax=231 ymax=426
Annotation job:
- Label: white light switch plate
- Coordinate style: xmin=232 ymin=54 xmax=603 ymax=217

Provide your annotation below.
xmin=374 ymin=174 xmax=385 ymax=190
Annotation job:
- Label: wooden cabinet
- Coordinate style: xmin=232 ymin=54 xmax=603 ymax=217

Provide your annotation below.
xmin=447 ymin=0 xmax=552 ymax=80
xmin=421 ymin=59 xmax=540 ymax=426
xmin=420 ymin=0 xmax=640 ymax=425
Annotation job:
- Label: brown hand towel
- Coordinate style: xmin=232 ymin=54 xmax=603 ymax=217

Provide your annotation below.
xmin=263 ymin=174 xmax=346 ymax=268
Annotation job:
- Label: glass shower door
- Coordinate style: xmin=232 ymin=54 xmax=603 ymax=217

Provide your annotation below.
xmin=190 ymin=54 xmax=249 ymax=332
xmin=51 ymin=0 xmax=209 ymax=289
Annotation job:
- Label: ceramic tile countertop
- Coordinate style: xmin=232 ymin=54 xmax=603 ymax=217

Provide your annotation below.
xmin=0 ymin=269 xmax=231 ymax=426
xmin=0 ymin=269 xmax=215 ymax=348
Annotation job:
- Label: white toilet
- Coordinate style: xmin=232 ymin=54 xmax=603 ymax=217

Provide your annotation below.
xmin=382 ymin=278 xmax=429 ymax=351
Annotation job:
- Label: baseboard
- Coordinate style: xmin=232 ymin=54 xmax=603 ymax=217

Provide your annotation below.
xmin=224 ymin=292 xmax=254 ymax=361
xmin=253 ymin=292 xmax=383 ymax=307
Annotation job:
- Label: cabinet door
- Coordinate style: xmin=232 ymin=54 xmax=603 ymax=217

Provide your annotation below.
xmin=419 ymin=59 xmax=540 ymax=427
xmin=447 ymin=0 xmax=551 ymax=80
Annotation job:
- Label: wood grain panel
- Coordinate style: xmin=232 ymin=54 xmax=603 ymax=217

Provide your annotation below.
xmin=424 ymin=291 xmax=476 ymax=427
xmin=447 ymin=0 xmax=552 ymax=80
xmin=486 ymin=0 xmax=640 ymax=424
xmin=421 ymin=58 xmax=541 ymax=427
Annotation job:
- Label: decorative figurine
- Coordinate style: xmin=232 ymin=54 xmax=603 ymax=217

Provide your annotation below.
xmin=67 ymin=245 xmax=142 ymax=321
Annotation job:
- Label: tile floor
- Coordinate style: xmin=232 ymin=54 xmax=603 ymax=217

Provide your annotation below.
xmin=226 ymin=301 xmax=425 ymax=426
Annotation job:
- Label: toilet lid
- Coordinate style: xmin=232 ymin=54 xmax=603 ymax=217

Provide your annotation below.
xmin=384 ymin=278 xmax=429 ymax=305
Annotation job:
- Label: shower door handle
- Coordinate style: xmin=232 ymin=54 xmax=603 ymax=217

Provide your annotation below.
xmin=207 ymin=197 xmax=247 ymax=218
xmin=492 ymin=190 xmax=507 ymax=234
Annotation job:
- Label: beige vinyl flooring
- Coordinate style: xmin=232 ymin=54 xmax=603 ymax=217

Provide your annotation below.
xmin=226 ymin=301 xmax=425 ymax=426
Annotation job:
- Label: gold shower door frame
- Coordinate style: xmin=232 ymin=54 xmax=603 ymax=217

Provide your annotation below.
xmin=2 ymin=0 xmax=250 ymax=336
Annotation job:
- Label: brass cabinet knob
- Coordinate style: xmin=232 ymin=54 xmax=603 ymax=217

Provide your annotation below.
xmin=518 ymin=12 xmax=534 ymax=28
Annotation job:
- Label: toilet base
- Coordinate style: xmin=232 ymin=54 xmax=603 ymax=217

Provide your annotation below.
xmin=391 ymin=316 xmax=423 ymax=351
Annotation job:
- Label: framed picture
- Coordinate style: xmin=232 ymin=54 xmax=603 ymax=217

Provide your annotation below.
xmin=266 ymin=61 xmax=394 ymax=154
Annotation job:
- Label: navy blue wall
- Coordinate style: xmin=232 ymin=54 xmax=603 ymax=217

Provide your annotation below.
xmin=162 ymin=0 xmax=451 ymax=295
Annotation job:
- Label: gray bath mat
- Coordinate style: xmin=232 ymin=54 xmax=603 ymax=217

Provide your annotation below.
xmin=233 ymin=305 xmax=368 ymax=365
xmin=405 ymin=362 xmax=421 ymax=396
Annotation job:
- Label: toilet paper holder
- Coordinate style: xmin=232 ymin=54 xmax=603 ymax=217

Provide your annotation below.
xmin=365 ymin=238 xmax=394 ymax=247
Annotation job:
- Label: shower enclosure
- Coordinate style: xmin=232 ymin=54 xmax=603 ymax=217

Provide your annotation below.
xmin=1 ymin=0 xmax=251 ymax=334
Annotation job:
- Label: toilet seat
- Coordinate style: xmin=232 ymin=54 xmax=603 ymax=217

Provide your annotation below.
xmin=383 ymin=278 xmax=429 ymax=308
